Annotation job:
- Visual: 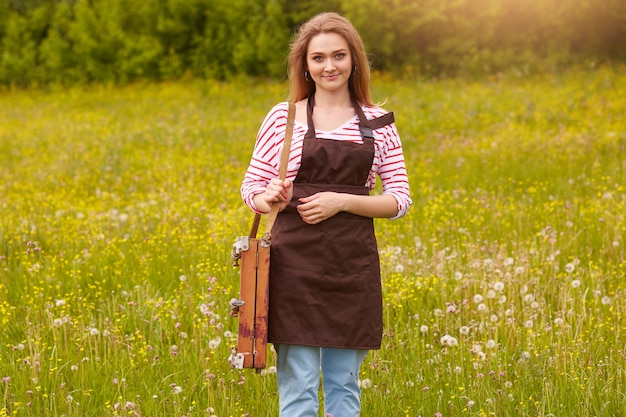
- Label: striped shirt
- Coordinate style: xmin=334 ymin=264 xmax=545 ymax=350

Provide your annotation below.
xmin=241 ymin=101 xmax=412 ymax=219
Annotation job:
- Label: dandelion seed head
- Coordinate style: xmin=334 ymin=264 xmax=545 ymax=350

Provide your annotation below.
xmin=420 ymin=325 xmax=429 ymax=334
xmin=208 ymin=337 xmax=221 ymax=350
xmin=360 ymin=378 xmax=372 ymax=389
xmin=571 ymin=279 xmax=581 ymax=288
xmin=493 ymin=281 xmax=505 ymax=291
xmin=601 ymin=296 xmax=611 ymax=305
xmin=440 ymin=335 xmax=458 ymax=347
xmin=473 ymin=294 xmax=484 ymax=303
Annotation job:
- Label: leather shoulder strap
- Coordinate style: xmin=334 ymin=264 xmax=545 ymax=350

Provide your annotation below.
xmin=249 ymin=102 xmax=295 ymax=237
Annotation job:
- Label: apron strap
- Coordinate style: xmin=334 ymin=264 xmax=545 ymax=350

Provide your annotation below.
xmin=306 ymin=94 xmax=394 ymax=140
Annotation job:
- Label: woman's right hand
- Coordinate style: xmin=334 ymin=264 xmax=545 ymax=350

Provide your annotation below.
xmin=254 ymin=178 xmax=293 ymax=213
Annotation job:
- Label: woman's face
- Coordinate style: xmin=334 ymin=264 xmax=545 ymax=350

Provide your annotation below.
xmin=306 ymin=32 xmax=353 ymax=95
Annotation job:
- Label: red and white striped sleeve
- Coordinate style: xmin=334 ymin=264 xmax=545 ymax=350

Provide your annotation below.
xmin=365 ymin=107 xmax=412 ymax=219
xmin=241 ymin=102 xmax=302 ymax=214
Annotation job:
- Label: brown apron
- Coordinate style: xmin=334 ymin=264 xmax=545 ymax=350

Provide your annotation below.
xmin=268 ymin=95 xmax=394 ymax=350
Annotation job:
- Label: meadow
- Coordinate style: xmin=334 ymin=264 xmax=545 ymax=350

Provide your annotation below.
xmin=0 ymin=65 xmax=624 ymax=416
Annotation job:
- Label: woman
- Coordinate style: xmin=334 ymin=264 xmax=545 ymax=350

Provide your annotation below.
xmin=241 ymin=12 xmax=411 ymax=417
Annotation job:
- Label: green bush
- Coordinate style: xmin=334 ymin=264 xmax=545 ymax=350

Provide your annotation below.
xmin=0 ymin=0 xmax=624 ymax=86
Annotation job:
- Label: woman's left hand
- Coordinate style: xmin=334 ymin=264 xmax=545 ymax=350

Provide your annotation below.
xmin=296 ymin=192 xmax=344 ymax=224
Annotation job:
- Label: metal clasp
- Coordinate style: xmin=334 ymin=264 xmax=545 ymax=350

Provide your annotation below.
xmin=260 ymin=232 xmax=271 ymax=248
xmin=228 ymin=348 xmax=245 ymax=369
xmin=231 ymin=236 xmax=250 ymax=266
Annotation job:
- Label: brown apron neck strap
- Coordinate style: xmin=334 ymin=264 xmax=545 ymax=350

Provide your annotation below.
xmin=306 ymin=94 xmax=394 ymax=140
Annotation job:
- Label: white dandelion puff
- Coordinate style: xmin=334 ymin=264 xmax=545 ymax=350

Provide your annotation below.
xmin=360 ymin=378 xmax=372 ymax=389
xmin=208 ymin=337 xmax=221 ymax=350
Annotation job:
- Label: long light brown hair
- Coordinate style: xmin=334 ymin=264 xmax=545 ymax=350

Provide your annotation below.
xmin=287 ymin=12 xmax=373 ymax=106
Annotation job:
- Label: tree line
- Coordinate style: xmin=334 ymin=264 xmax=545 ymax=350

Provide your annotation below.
xmin=1 ymin=0 xmax=624 ymax=86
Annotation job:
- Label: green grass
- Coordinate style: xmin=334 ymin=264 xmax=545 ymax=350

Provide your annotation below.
xmin=0 ymin=65 xmax=624 ymax=416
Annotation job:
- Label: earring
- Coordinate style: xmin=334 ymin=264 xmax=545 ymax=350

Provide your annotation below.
xmin=304 ymin=71 xmax=310 ymax=82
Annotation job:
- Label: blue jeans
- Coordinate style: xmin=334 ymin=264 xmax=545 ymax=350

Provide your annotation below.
xmin=276 ymin=344 xmax=368 ymax=417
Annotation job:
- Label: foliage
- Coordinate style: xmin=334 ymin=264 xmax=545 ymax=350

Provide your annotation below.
xmin=0 ymin=0 xmax=624 ymax=86
xmin=0 ymin=65 xmax=625 ymax=416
